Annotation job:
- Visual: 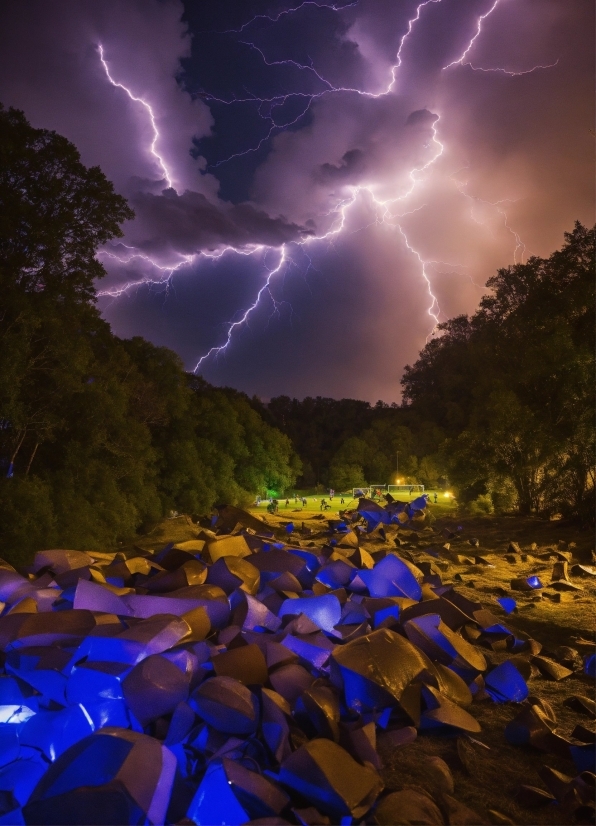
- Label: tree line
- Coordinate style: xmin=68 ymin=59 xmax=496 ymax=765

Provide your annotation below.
xmin=255 ymin=396 xmax=443 ymax=493
xmin=0 ymin=105 xmax=299 ymax=563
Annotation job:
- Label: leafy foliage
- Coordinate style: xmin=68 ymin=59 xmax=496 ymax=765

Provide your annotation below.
xmin=403 ymin=222 xmax=595 ymax=517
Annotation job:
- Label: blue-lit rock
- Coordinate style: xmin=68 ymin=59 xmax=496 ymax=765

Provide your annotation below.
xmin=190 ymin=675 xmax=258 ymax=734
xmin=278 ymin=594 xmax=342 ymax=634
xmin=279 ymin=738 xmax=383 ymax=819
xmin=0 ymin=499 xmax=579 ymax=823
xmin=23 ymin=728 xmax=176 ymax=826
xmin=485 ymin=661 xmax=529 ymax=703
xmin=358 ymin=553 xmax=422 ymax=601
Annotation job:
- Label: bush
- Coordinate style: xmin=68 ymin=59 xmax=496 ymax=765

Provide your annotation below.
xmin=466 ymin=494 xmax=494 ymax=516
xmin=0 ymin=476 xmax=56 ymax=566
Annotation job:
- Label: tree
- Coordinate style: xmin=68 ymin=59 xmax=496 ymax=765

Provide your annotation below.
xmin=0 ymin=104 xmax=133 ymax=301
xmin=402 ymin=223 xmax=595 ymax=516
xmin=0 ymin=104 xmax=134 ymax=479
xmin=329 ymin=437 xmax=368 ymax=490
xmin=191 ymin=381 xmax=301 ymax=501
xmin=265 ymin=396 xmax=373 ymax=486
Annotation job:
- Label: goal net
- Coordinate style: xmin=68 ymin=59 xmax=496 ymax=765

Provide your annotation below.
xmin=351 ymin=484 xmax=387 ymax=499
xmin=387 ymin=484 xmax=425 ymax=495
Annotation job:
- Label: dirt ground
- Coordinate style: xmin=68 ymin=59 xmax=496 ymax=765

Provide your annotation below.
xmin=128 ymin=509 xmax=595 ymax=825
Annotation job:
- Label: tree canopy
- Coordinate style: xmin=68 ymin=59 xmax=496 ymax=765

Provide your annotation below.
xmin=402 ymin=222 xmax=595 ymax=517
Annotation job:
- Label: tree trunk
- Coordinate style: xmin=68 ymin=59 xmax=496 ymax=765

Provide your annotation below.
xmin=25 ymin=442 xmax=39 ymax=475
xmin=9 ymin=429 xmax=27 ymax=466
xmin=514 ymin=474 xmax=534 ymax=515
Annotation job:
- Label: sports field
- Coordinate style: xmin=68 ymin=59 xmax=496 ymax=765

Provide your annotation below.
xmin=250 ymin=489 xmax=458 ymax=519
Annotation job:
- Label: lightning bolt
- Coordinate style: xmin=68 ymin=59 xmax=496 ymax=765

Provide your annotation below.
xmin=97 ymin=249 xmax=195 ymax=297
xmin=442 ymin=1 xmax=559 ymax=76
xmin=191 ymin=1 xmax=447 ymax=365
xmin=202 ymin=0 xmax=442 ymax=170
xmin=98 ymin=44 xmax=174 ymax=190
xmin=97 ymin=244 xmax=265 ymax=298
xmin=396 ymin=225 xmax=440 ymax=328
xmin=442 ymin=0 xmax=500 ymax=70
xmin=194 ymin=247 xmax=288 ymax=368
xmin=462 ymin=59 xmax=559 ymax=76
xmin=97 ymin=0 xmax=543 ymax=371
xmin=452 ymin=171 xmax=527 ymax=263
xmin=217 ymin=1 xmax=359 ymax=35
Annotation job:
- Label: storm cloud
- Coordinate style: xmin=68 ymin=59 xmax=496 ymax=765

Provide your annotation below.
xmin=0 ymin=0 xmax=592 ymax=401
xmin=128 ymin=190 xmax=308 ymax=257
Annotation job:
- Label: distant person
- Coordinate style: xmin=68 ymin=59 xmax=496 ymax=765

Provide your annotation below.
xmin=285 ymin=498 xmax=290 ymax=507
xmin=340 ymin=496 xmax=344 ymax=504
xmin=433 ymin=492 xmax=438 ymax=503
xmin=302 ymin=497 xmax=307 ymax=506
xmin=320 ymin=498 xmax=326 ymax=511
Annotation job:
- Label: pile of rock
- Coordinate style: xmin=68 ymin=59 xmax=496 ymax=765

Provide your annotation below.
xmin=0 ymin=499 xmax=592 ymax=824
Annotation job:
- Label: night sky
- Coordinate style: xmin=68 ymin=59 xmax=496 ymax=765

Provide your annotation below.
xmin=0 ymin=1 xmax=593 ymax=402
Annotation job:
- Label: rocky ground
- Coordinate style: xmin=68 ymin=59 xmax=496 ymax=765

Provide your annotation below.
xmin=1 ymin=503 xmax=592 ymax=824
xmin=127 ymin=507 xmax=595 ymax=825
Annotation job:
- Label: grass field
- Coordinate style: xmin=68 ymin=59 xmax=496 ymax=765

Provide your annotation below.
xmin=251 ymin=489 xmax=459 ymax=519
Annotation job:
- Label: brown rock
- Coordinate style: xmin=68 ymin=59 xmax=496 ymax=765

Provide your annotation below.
xmin=212 ymin=643 xmax=269 ymax=685
xmin=571 ymin=564 xmax=596 ymax=577
xmin=440 ymin=793 xmax=488 ymax=824
xmin=553 ymin=645 xmax=583 ymax=670
xmin=571 ymin=724 xmax=595 ymax=744
xmin=374 ymin=789 xmax=444 ymax=825
xmin=280 ymin=739 xmax=383 ymax=820
xmin=550 ymin=580 xmax=583 ymax=591
xmin=531 ymin=655 xmax=574 ymax=681
xmin=563 ymin=695 xmax=596 ymax=718
xmin=551 ymin=560 xmax=570 ymax=581
xmin=376 ymin=726 xmax=417 ymax=751
xmin=422 ymin=686 xmax=481 ymax=733
xmin=487 ymin=810 xmax=515 ymax=824
xmin=537 ymin=765 xmax=575 ymax=802
xmin=426 ymin=756 xmax=454 ymax=794
xmin=514 ymin=784 xmax=556 ymax=807
xmin=456 ymin=736 xmax=490 ymax=776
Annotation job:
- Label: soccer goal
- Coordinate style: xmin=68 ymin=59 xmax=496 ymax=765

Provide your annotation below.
xmin=387 ymin=484 xmax=425 ymax=495
xmin=351 ymin=484 xmax=387 ymax=499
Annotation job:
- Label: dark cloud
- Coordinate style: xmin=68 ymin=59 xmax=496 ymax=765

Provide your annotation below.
xmin=316 ymin=149 xmax=366 ymax=183
xmin=405 ymin=109 xmax=438 ymax=127
xmin=0 ymin=0 xmax=593 ymax=401
xmin=128 ymin=189 xmax=308 ymax=256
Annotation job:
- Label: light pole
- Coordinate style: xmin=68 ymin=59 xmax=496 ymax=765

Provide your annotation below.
xmin=396 ymin=451 xmax=399 ymax=476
